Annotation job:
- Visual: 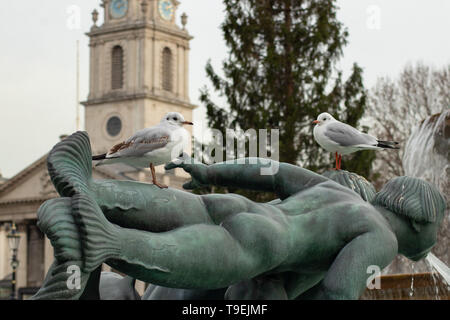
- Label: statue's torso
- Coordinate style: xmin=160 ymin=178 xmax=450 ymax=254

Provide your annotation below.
xmin=260 ymin=180 xmax=389 ymax=297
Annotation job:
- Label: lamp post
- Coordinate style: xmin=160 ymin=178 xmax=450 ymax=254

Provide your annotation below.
xmin=181 ymin=12 xmax=188 ymax=30
xmin=7 ymin=222 xmax=21 ymax=300
xmin=92 ymin=9 xmax=99 ymax=27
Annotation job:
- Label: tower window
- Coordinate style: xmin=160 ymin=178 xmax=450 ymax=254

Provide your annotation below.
xmin=162 ymin=47 xmax=173 ymax=91
xmin=112 ymin=45 xmax=124 ymax=89
xmin=106 ymin=116 xmax=122 ymax=137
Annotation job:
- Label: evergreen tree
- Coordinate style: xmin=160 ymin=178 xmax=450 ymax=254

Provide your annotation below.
xmin=199 ymin=0 xmax=375 ymax=194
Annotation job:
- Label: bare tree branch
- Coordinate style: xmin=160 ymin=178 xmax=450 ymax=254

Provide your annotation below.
xmin=366 ymin=62 xmax=449 ymax=187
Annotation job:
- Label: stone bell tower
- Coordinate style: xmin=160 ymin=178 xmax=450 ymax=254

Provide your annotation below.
xmin=82 ymin=0 xmax=196 ymax=155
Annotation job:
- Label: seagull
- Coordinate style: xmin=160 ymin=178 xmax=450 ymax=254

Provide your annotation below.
xmin=313 ymin=112 xmax=399 ymax=170
xmin=92 ymin=112 xmax=193 ymax=188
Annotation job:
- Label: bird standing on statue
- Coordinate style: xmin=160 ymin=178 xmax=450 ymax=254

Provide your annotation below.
xmin=92 ymin=112 xmax=193 ymax=188
xmin=313 ymin=112 xmax=399 ymax=170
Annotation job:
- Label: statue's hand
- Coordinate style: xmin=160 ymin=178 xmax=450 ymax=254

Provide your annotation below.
xmin=165 ymin=153 xmax=209 ymax=190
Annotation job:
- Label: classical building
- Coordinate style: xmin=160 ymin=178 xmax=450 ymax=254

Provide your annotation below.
xmin=0 ymin=0 xmax=195 ymax=299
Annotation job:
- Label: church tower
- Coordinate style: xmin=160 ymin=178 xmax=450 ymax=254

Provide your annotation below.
xmin=82 ymin=0 xmax=195 ymax=155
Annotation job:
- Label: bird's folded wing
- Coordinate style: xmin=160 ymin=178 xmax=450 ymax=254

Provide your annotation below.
xmin=324 ymin=122 xmax=377 ymax=147
xmin=107 ymin=126 xmax=172 ymax=158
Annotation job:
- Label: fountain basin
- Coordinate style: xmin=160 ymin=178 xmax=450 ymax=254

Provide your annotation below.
xmin=361 ymin=273 xmax=449 ymax=300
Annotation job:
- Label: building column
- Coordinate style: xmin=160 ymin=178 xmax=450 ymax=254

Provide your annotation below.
xmin=44 ymin=236 xmax=53 ymax=275
xmin=184 ymin=46 xmax=189 ymax=100
xmin=0 ymin=225 xmax=7 ymax=280
xmin=99 ymin=41 xmax=106 ymax=95
xmin=152 ymin=37 xmax=157 ymax=92
xmin=16 ymin=223 xmax=28 ymax=292
xmin=144 ymin=35 xmax=152 ymax=90
xmin=94 ymin=43 xmax=100 ymax=98
xmin=137 ymin=35 xmax=143 ymax=90
xmin=127 ymin=36 xmax=136 ymax=91
xmin=88 ymin=42 xmax=96 ymax=99
xmin=177 ymin=44 xmax=182 ymax=97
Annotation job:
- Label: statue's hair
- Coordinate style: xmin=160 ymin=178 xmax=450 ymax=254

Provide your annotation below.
xmin=373 ymin=176 xmax=446 ymax=223
xmin=322 ymin=170 xmax=376 ymax=203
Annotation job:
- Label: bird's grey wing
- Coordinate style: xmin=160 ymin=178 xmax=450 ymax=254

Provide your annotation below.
xmin=324 ymin=122 xmax=377 ymax=147
xmin=107 ymin=126 xmax=171 ymax=158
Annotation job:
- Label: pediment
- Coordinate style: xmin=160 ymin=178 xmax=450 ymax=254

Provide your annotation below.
xmin=0 ymin=155 xmax=51 ymax=203
xmin=0 ymin=153 xmax=125 ymax=205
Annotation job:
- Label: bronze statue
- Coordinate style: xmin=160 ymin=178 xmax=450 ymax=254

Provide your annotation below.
xmin=31 ymin=132 xmax=446 ymax=300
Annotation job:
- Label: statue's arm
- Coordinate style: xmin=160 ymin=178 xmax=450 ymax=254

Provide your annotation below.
xmin=166 ymin=157 xmax=328 ymax=199
xmin=297 ymin=229 xmax=398 ymax=300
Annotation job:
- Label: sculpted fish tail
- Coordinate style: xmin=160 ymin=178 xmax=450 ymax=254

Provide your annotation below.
xmin=47 ymin=131 xmax=93 ymax=197
xmin=31 ymin=198 xmax=93 ymax=300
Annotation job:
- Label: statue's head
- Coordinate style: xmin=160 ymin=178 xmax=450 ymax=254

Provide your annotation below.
xmin=373 ymin=176 xmax=446 ymax=261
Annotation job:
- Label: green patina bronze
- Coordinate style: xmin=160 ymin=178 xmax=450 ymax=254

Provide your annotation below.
xmin=31 ymin=132 xmax=446 ymax=300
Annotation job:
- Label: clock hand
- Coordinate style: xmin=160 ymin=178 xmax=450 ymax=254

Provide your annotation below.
xmin=117 ymin=1 xmax=125 ymax=9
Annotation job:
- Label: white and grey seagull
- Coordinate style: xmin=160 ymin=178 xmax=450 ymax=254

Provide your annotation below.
xmin=313 ymin=112 xmax=399 ymax=170
xmin=92 ymin=112 xmax=193 ymax=189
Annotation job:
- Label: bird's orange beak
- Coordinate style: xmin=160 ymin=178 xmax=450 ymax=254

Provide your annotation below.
xmin=182 ymin=121 xmax=194 ymax=125
xmin=313 ymin=120 xmax=320 ymax=124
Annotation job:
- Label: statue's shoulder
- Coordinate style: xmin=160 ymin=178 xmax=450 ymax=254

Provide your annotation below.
xmin=321 ymin=170 xmax=377 ymax=203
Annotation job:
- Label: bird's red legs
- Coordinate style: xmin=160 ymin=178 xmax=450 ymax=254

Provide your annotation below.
xmin=333 ymin=153 xmax=342 ymax=170
xmin=150 ymin=163 xmax=168 ymax=189
xmin=334 ymin=152 xmax=339 ymax=170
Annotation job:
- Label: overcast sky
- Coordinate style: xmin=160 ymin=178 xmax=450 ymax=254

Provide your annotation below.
xmin=0 ymin=0 xmax=449 ymax=178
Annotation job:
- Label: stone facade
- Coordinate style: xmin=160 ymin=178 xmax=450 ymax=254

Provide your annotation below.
xmin=0 ymin=0 xmax=195 ymax=299
xmin=83 ymin=0 xmax=195 ymax=156
xmin=0 ymin=155 xmax=119 ymax=297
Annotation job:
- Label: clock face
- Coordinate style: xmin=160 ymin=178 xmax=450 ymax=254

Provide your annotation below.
xmin=158 ymin=0 xmax=175 ymax=21
xmin=110 ymin=0 xmax=128 ymax=19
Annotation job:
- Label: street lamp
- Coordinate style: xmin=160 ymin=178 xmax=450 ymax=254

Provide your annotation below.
xmin=7 ymin=222 xmax=20 ymax=300
xmin=92 ymin=9 xmax=99 ymax=27
xmin=181 ymin=12 xmax=188 ymax=30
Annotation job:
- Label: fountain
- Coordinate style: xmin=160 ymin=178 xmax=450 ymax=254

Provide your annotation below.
xmin=29 ymin=129 xmax=447 ymax=300
xmin=362 ymin=110 xmax=449 ymax=300
xmin=426 ymin=253 xmax=450 ymax=288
